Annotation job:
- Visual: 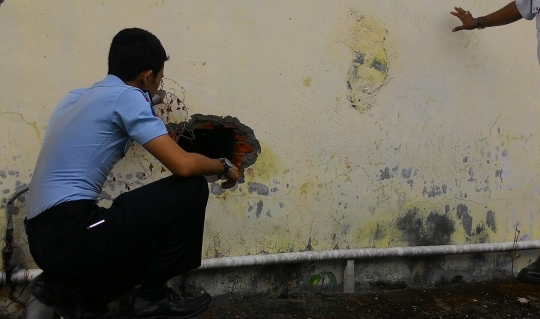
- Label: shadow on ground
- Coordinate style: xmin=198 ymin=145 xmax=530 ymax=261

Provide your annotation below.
xmin=103 ymin=277 xmax=539 ymax=318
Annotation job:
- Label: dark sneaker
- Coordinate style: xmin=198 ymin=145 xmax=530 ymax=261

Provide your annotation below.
xmin=30 ymin=272 xmax=108 ymax=319
xmin=131 ymin=287 xmax=212 ymax=319
xmin=517 ymin=257 xmax=540 ymax=284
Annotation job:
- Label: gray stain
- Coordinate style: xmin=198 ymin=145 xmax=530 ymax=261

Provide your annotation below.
xmin=456 ymin=204 xmax=473 ymax=236
xmin=371 ymin=58 xmax=387 ymax=73
xmin=379 ymin=167 xmax=393 ymax=180
xmin=255 ymin=200 xmax=263 ymax=218
xmin=486 ymin=210 xmax=497 ymax=232
xmin=248 ymin=182 xmax=269 ymax=196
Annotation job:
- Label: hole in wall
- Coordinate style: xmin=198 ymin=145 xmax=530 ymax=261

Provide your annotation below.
xmin=168 ymin=114 xmax=261 ymax=183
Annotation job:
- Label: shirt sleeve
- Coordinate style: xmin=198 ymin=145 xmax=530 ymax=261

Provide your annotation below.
xmin=113 ymin=88 xmax=168 ymax=145
xmin=516 ymin=0 xmax=535 ymax=20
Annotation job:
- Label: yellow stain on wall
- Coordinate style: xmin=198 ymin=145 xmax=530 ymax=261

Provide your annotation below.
xmin=331 ymin=8 xmax=394 ymax=113
xmin=303 ymin=76 xmax=312 ymax=87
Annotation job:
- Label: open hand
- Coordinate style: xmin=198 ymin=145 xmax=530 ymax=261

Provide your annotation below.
xmin=451 ymin=6 xmax=476 ymax=32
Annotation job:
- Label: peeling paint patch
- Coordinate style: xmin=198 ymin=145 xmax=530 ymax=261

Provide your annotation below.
xmin=247 ymin=182 xmax=269 ymax=196
xmin=342 ymin=10 xmax=392 ymax=113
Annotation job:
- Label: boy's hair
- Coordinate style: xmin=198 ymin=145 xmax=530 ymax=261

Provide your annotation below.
xmin=108 ymin=28 xmax=169 ymax=81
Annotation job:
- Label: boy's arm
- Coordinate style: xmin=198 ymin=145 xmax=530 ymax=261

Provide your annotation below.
xmin=143 ymin=134 xmax=239 ymax=189
xmin=451 ymin=2 xmax=522 ymax=32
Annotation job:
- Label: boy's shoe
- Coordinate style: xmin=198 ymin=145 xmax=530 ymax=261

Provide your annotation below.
xmin=131 ymin=287 xmax=212 ymax=319
xmin=30 ymin=272 xmax=108 ymax=319
xmin=517 ymin=257 xmax=540 ymax=284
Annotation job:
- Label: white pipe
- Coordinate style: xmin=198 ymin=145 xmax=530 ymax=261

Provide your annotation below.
xmin=11 ymin=269 xmax=42 ymax=284
xmin=198 ymin=240 xmax=540 ymax=270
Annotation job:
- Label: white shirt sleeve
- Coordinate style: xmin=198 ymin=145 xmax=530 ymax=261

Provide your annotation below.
xmin=516 ymin=0 xmax=535 ymax=20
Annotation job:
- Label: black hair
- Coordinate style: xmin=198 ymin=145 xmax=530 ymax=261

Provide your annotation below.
xmin=108 ymin=28 xmax=169 ymax=81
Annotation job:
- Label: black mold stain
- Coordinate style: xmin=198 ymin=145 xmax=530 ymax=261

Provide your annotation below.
xmin=425 ymin=212 xmax=455 ymax=245
xmin=125 ymin=173 xmax=133 ymax=180
xmin=255 ymin=200 xmax=263 ymax=218
xmin=247 ymin=182 xmax=269 ymax=196
xmin=379 ymin=167 xmax=393 ymax=180
xmin=502 ymin=149 xmax=508 ymax=157
xmin=422 ymin=185 xmax=447 ymax=198
xmin=396 ymin=209 xmax=455 ymax=246
xmin=468 ymin=168 xmax=475 ymax=182
xmin=0 ymin=170 xmax=6 ymax=178
xmin=372 ymin=224 xmax=385 ymax=241
xmin=474 ymin=224 xmax=489 ymax=243
xmin=342 ymin=223 xmax=350 ymax=235
xmin=305 ymin=238 xmax=313 ymax=251
xmin=456 ymin=204 xmax=473 ymax=236
xmin=2 ymin=189 xmax=9 ymax=194
xmin=136 ymin=172 xmax=145 ymax=180
xmin=486 ymin=210 xmax=497 ymax=232
xmin=463 ymin=156 xmax=468 ymax=163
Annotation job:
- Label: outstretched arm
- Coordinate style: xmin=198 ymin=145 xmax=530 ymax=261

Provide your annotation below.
xmin=143 ymin=134 xmax=239 ymax=189
xmin=451 ymin=2 xmax=522 ymax=32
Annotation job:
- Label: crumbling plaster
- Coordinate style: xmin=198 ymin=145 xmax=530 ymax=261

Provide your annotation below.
xmin=1 ymin=0 xmax=540 ymax=285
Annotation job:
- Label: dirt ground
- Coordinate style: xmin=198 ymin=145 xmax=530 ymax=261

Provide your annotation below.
xmin=99 ymin=277 xmax=540 ymax=319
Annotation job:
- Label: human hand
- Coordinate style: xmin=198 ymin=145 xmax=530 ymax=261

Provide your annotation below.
xmin=220 ymin=166 xmax=239 ymax=189
xmin=451 ymin=7 xmax=476 ymax=32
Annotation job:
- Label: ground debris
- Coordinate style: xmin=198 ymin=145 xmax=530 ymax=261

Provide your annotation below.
xmin=101 ymin=278 xmax=540 ymax=319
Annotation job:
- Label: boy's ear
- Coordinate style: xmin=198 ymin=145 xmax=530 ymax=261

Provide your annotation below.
xmin=140 ymin=70 xmax=153 ymax=86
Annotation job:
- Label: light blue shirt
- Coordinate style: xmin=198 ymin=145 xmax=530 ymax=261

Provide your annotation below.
xmin=516 ymin=0 xmax=540 ymax=63
xmin=27 ymin=75 xmax=168 ymax=218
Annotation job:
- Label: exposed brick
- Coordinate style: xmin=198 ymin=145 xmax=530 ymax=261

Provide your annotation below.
xmin=234 ymin=143 xmax=254 ymax=153
xmin=230 ymin=154 xmax=243 ymax=166
xmin=235 ymin=134 xmax=248 ymax=142
xmin=192 ymin=121 xmax=214 ymax=129
xmin=223 ymin=123 xmax=237 ymax=129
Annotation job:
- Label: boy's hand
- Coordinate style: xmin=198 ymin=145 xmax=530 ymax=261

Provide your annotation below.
xmin=220 ymin=166 xmax=239 ymax=189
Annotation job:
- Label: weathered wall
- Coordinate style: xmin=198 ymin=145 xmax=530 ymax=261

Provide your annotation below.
xmin=2 ymin=0 xmax=540 ymax=314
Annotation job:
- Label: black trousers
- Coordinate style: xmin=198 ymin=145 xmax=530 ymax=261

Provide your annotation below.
xmin=25 ymin=175 xmax=209 ymax=307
